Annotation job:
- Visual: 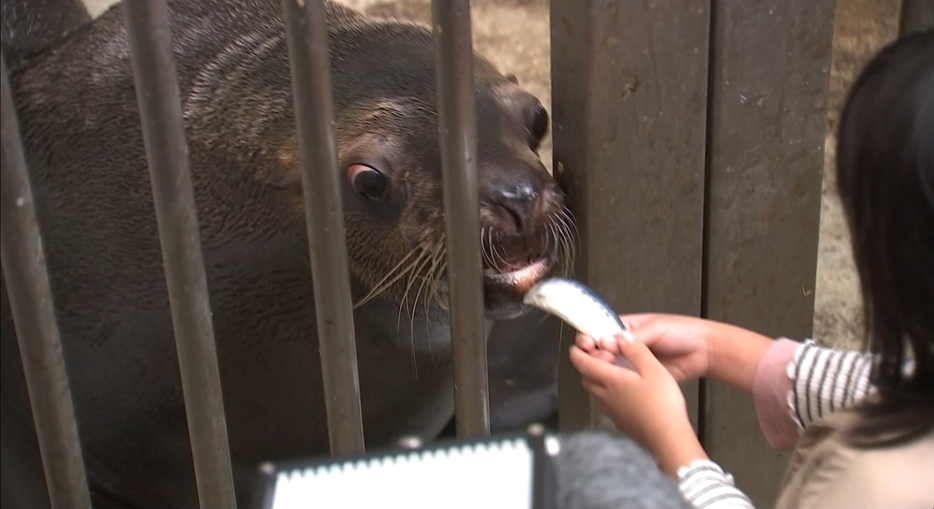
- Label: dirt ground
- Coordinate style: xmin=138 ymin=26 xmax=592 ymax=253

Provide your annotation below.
xmin=338 ymin=0 xmax=904 ymax=351
xmin=815 ymin=0 xmax=901 ymax=348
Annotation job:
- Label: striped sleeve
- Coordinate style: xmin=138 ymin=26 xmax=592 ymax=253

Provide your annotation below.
xmin=676 ymin=459 xmax=756 ymax=509
xmin=788 ymin=340 xmax=875 ymax=431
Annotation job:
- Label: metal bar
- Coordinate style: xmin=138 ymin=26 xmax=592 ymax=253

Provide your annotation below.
xmin=899 ymin=0 xmax=934 ymax=35
xmin=701 ymin=0 xmax=834 ymax=506
xmin=0 ymin=52 xmax=92 ymax=509
xmin=281 ymin=0 xmax=366 ymax=455
xmin=432 ymin=0 xmax=491 ymax=438
xmin=121 ymin=2 xmax=237 ymax=506
xmin=550 ymin=0 xmax=711 ymax=432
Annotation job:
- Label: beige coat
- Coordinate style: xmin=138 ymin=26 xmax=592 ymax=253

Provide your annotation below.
xmin=775 ymin=405 xmax=934 ymax=509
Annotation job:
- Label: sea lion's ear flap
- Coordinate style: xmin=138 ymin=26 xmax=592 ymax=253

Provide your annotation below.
xmin=506 ymin=74 xmax=519 ymax=85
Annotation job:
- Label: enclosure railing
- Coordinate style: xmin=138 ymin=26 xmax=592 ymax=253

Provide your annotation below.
xmin=1 ymin=53 xmax=93 ymax=509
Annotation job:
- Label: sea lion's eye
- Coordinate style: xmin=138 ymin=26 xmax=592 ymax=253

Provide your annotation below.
xmin=349 ymin=164 xmax=389 ymax=201
xmin=527 ymin=102 xmax=549 ymax=150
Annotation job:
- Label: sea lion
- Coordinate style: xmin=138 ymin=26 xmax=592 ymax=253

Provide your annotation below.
xmin=0 ymin=0 xmax=573 ymax=507
xmin=0 ymin=0 xmax=91 ymax=70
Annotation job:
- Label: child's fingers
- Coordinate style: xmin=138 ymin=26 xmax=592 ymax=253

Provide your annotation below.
xmin=617 ymin=313 xmax=658 ymax=330
xmin=616 ymin=337 xmax=667 ymax=378
xmin=596 ymin=334 xmax=624 ymax=353
xmin=591 ymin=350 xmax=616 ymax=363
xmin=569 ymin=345 xmax=637 ymax=384
xmin=576 ymin=333 xmax=597 ymax=352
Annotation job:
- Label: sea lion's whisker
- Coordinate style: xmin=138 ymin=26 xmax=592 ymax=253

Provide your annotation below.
xmin=391 ymin=248 xmax=435 ymax=337
xmin=491 ymin=231 xmax=510 ymax=268
xmin=423 ymin=239 xmax=447 ymax=312
xmin=353 ymin=247 xmax=422 ymax=309
xmin=485 ymin=228 xmax=496 ymax=268
xmin=410 ymin=240 xmax=444 ymax=349
xmin=395 ymin=248 xmax=442 ymax=379
xmin=395 ymin=285 xmax=419 ymax=380
xmin=480 ymin=228 xmax=493 ymax=265
xmin=560 ymin=207 xmax=580 ymax=256
xmin=547 ymin=222 xmax=563 ymax=274
xmin=480 ymin=227 xmax=496 ymax=267
xmin=413 ymin=239 xmax=447 ymax=364
xmin=399 ymin=247 xmax=437 ymax=335
xmin=423 ymin=238 xmax=448 ymax=362
xmin=429 ymin=239 xmax=448 ymax=309
xmin=550 ymin=207 xmax=578 ymax=277
xmin=406 ymin=241 xmax=447 ymax=376
xmin=558 ymin=224 xmax=573 ymax=277
xmin=547 ymin=222 xmax=559 ymax=259
xmin=555 ymin=219 xmax=570 ymax=275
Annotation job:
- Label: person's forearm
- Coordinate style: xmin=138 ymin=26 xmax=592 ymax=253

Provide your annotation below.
xmin=651 ymin=418 xmax=709 ymax=479
xmin=650 ymin=416 xmax=757 ymax=509
xmin=704 ymin=320 xmax=774 ymax=395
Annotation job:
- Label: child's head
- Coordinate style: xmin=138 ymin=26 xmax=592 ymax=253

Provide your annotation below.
xmin=836 ymin=29 xmax=933 ymax=440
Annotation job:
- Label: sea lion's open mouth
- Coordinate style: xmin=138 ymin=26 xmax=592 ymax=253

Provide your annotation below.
xmin=481 ymin=257 xmax=555 ymax=320
xmin=483 ymin=258 xmax=552 ymax=294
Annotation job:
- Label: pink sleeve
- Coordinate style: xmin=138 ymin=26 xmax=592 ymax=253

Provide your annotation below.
xmin=751 ymin=338 xmax=801 ymax=451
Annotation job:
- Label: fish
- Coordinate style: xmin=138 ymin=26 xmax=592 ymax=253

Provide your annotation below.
xmin=523 ymin=277 xmax=636 ymax=369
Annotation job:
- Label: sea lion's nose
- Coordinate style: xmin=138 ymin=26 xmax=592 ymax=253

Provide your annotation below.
xmin=483 ymin=180 xmax=541 ymax=236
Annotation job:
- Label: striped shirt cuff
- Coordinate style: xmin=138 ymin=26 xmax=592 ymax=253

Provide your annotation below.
xmin=677 ymin=459 xmax=755 ymax=509
xmin=789 ymin=340 xmax=875 ymax=431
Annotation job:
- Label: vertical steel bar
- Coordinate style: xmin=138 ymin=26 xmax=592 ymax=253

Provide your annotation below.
xmin=432 ymin=0 xmax=491 ymax=438
xmin=121 ymin=1 xmax=237 ymax=506
xmin=0 ymin=53 xmax=92 ymax=509
xmin=281 ymin=0 xmax=366 ymax=455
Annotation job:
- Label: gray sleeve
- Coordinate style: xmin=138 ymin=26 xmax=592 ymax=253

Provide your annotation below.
xmin=554 ymin=431 xmax=693 ymax=509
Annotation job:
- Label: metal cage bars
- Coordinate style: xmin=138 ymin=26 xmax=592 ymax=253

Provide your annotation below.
xmin=122 ymin=1 xmax=238 ymax=506
xmin=281 ymin=0 xmax=366 ymax=458
xmin=0 ymin=0 xmax=492 ymax=505
xmin=0 ymin=53 xmax=93 ymax=509
xmin=431 ymin=0 xmax=492 ymax=439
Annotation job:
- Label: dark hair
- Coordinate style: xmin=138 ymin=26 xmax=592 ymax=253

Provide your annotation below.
xmin=835 ymin=29 xmax=934 ymax=446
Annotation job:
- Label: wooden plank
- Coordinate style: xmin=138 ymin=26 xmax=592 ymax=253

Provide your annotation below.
xmin=702 ymin=0 xmax=835 ymax=506
xmin=550 ymin=0 xmax=711 ymax=432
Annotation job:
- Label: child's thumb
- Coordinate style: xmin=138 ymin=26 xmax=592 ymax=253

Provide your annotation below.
xmin=616 ymin=335 xmax=663 ymax=376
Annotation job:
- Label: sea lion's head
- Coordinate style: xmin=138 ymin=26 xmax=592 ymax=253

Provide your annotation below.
xmin=183 ymin=5 xmax=572 ymax=321
xmin=325 ymin=18 xmax=573 ymax=321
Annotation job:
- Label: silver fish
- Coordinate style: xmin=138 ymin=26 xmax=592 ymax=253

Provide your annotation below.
xmin=523 ymin=278 xmax=636 ymax=371
xmin=523 ymin=278 xmax=636 ymax=356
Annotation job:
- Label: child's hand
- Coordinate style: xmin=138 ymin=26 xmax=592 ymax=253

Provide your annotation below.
xmin=576 ymin=313 xmax=713 ymax=382
xmin=569 ymin=334 xmax=708 ymax=476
